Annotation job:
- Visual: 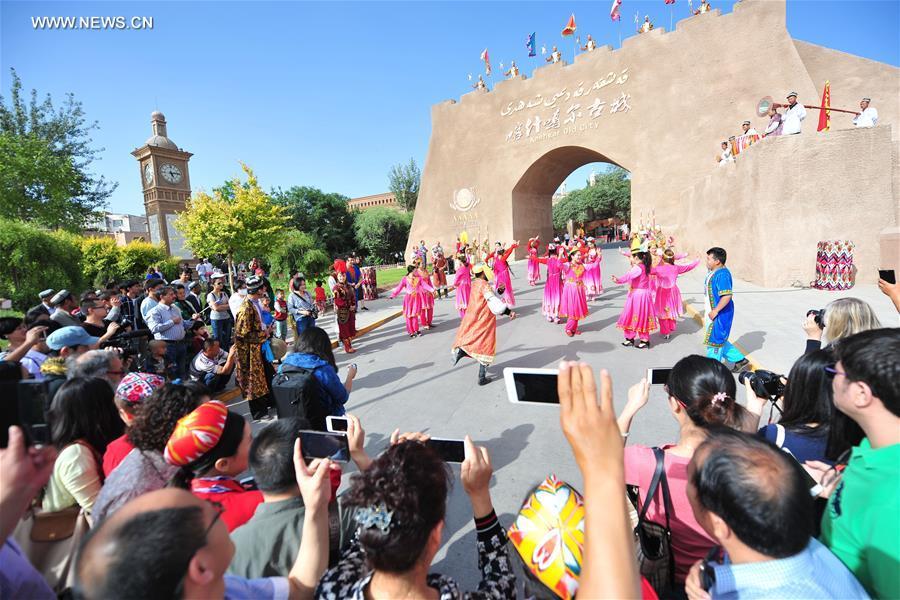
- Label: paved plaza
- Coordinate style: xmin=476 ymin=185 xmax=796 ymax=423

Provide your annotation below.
xmin=226 ymin=244 xmax=896 ymax=589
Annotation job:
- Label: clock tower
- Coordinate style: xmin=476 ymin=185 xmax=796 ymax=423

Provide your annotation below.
xmin=131 ymin=111 xmax=193 ymax=257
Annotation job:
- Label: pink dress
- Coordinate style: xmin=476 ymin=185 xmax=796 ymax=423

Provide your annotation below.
xmin=491 ymin=244 xmax=517 ymax=306
xmin=558 ymin=263 xmax=589 ymax=320
xmin=583 ymin=250 xmax=603 ymax=299
xmin=653 ymin=260 xmax=699 ymax=321
xmin=615 ymin=265 xmax=658 ymax=335
xmin=416 ymin=268 xmax=436 ymax=324
xmin=389 ymin=274 xmax=433 ymax=318
xmin=453 ymin=264 xmax=472 ymax=315
xmin=538 ymin=256 xmax=562 ymax=319
xmin=527 ymin=247 xmax=541 ymax=285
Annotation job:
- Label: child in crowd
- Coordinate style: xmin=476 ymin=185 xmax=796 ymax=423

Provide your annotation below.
xmin=314 ymin=280 xmax=328 ymax=315
xmin=141 ymin=340 xmax=170 ymax=378
xmin=189 ymin=321 xmax=209 ymax=355
xmin=273 ymin=289 xmax=288 ymax=340
xmin=165 ymin=400 xmax=263 ymax=531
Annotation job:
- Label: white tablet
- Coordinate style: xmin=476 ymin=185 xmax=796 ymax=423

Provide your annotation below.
xmin=504 ymin=367 xmax=560 ymax=405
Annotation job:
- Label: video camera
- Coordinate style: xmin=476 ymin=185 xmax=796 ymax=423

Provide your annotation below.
xmin=806 ymin=309 xmax=825 ymax=330
xmin=100 ymin=327 xmax=153 ymax=361
xmin=738 ymin=369 xmax=787 ymax=400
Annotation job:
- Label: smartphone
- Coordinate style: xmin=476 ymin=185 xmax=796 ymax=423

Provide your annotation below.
xmin=647 ymin=368 xmax=672 ymax=386
xmin=18 ymin=381 xmax=52 ymax=446
xmin=298 ymin=430 xmax=350 ymax=462
xmin=325 ymin=416 xmax=349 ymax=433
xmin=781 ymin=448 xmax=823 ymax=497
xmin=503 ymin=368 xmax=560 ymax=405
xmin=427 ymin=438 xmax=466 ymax=463
xmin=879 ymin=269 xmax=896 ymax=285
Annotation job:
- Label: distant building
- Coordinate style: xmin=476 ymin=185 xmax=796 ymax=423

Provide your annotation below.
xmin=84 ymin=212 xmax=149 ymax=246
xmin=347 ymin=192 xmax=404 ymax=212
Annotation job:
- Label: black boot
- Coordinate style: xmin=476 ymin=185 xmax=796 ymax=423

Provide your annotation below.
xmin=452 ymin=347 xmax=468 ymax=366
xmin=478 ymin=364 xmax=490 ymax=386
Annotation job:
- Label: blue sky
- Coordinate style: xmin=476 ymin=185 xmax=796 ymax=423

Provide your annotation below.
xmin=3 ymin=0 xmax=898 ymax=215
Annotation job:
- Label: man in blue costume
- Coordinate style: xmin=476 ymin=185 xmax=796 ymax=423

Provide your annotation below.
xmin=703 ymin=247 xmax=750 ymax=373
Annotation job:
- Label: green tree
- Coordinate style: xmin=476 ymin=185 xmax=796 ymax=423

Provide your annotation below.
xmin=270 ymin=186 xmax=355 ymax=258
xmin=174 ymin=164 xmax=287 ymax=289
xmin=388 ymin=158 xmax=420 ymax=212
xmin=552 ymin=167 xmax=630 ymax=229
xmin=0 ymin=218 xmax=84 ymax=310
xmin=354 ymin=207 xmax=413 ymax=264
xmin=0 ymin=68 xmax=115 ymax=231
xmin=267 ymin=231 xmax=332 ymax=280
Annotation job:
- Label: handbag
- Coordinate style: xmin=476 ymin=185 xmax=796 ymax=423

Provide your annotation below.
xmin=13 ymin=505 xmax=91 ymax=593
xmin=12 ymin=440 xmax=100 ymax=593
xmin=627 ymin=447 xmax=676 ymax=596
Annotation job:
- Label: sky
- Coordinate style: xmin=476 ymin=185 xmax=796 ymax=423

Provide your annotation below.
xmin=2 ymin=0 xmax=899 ymax=215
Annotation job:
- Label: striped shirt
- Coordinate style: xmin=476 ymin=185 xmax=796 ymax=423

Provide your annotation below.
xmin=145 ymin=302 xmax=186 ymax=341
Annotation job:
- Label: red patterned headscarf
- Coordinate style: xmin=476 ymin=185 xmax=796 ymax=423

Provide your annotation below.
xmin=164 ymin=400 xmax=229 ymax=467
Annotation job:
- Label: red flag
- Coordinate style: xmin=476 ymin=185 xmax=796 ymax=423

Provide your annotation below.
xmin=665 ymin=0 xmax=675 ymax=4
xmin=817 ymin=80 xmax=831 ymax=132
xmin=562 ymin=13 xmax=577 ymax=36
xmin=480 ymin=48 xmax=491 ymax=75
xmin=610 ymin=0 xmax=622 ymax=21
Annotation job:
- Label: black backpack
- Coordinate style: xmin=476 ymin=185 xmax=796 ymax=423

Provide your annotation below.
xmin=271 ymin=365 xmax=328 ymax=431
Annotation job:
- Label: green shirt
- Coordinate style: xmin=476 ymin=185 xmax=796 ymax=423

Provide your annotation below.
xmin=228 ymin=495 xmax=358 ymax=579
xmin=820 ymin=438 xmax=900 ymax=599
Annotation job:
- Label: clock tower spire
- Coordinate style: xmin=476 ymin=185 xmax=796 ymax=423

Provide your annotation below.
xmin=131 ymin=111 xmax=193 ymax=257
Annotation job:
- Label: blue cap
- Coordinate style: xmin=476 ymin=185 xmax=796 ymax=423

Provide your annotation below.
xmin=46 ymin=326 xmax=100 ymax=351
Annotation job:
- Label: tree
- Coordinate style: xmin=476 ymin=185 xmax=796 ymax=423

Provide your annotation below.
xmin=388 ymin=158 xmax=420 ymax=212
xmin=267 ymin=231 xmax=332 ymax=280
xmin=354 ymin=207 xmax=413 ymax=264
xmin=270 ymin=186 xmax=355 ymax=258
xmin=175 ymin=164 xmax=287 ymax=289
xmin=552 ymin=167 xmax=630 ymax=229
xmin=0 ymin=68 xmax=115 ymax=231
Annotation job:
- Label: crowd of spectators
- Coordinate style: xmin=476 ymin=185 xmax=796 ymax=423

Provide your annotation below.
xmin=1 ymin=255 xmax=898 ymax=600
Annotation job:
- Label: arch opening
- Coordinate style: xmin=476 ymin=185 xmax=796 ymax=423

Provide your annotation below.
xmin=511 ymin=146 xmax=630 ymax=252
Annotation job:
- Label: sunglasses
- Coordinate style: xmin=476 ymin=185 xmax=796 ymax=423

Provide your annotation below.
xmin=823 ymin=364 xmax=847 ymax=378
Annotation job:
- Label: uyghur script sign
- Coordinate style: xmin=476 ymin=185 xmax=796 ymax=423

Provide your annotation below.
xmin=502 ymin=68 xmax=633 ymax=144
xmin=500 ymin=68 xmax=630 ymax=117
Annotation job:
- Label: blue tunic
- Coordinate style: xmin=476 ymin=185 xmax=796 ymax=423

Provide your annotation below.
xmin=704 ymin=267 xmax=734 ymax=347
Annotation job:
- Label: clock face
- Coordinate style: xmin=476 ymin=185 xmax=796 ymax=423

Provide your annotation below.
xmin=161 ymin=163 xmax=183 ymax=184
xmin=143 ymin=163 xmax=154 ymax=185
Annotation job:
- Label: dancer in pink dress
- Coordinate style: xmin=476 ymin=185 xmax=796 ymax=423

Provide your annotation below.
xmin=558 ymin=250 xmax=590 ymax=337
xmin=612 ymin=243 xmax=658 ymax=349
xmin=452 ymin=253 xmax=472 ymax=318
xmin=537 ymin=243 xmax=563 ymax=323
xmin=526 ymin=237 xmax=541 ymax=286
xmin=389 ymin=265 xmax=434 ymax=337
xmin=653 ymin=249 xmax=699 ymax=340
xmin=415 ymin=263 xmax=436 ymax=329
xmin=584 ymin=243 xmax=603 ymax=301
xmin=489 ymin=241 xmax=519 ymax=306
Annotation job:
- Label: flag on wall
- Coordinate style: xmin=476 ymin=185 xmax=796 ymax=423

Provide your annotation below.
xmin=610 ymin=0 xmax=622 ymax=21
xmin=526 ymin=32 xmax=536 ymax=57
xmin=817 ymin=80 xmax=831 ymax=132
xmin=562 ymin=13 xmax=577 ymax=36
xmin=480 ymin=48 xmax=491 ymax=75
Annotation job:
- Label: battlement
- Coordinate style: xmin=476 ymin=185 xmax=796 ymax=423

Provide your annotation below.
xmin=436 ymin=0 xmax=776 ymax=113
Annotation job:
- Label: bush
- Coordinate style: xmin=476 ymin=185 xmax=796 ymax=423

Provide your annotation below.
xmin=118 ymin=241 xmax=168 ymax=281
xmin=80 ymin=236 xmax=122 ymax=288
xmin=0 ymin=218 xmax=83 ymax=310
xmin=268 ymin=231 xmax=332 ymax=280
xmin=354 ymin=208 xmax=413 ymax=264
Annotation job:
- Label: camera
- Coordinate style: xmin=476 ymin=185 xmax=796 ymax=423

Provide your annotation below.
xmin=100 ymin=328 xmax=153 ymax=362
xmin=738 ymin=369 xmax=786 ymax=400
xmin=806 ymin=309 xmax=825 ymax=329
xmin=0 ymin=380 xmax=51 ymax=447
